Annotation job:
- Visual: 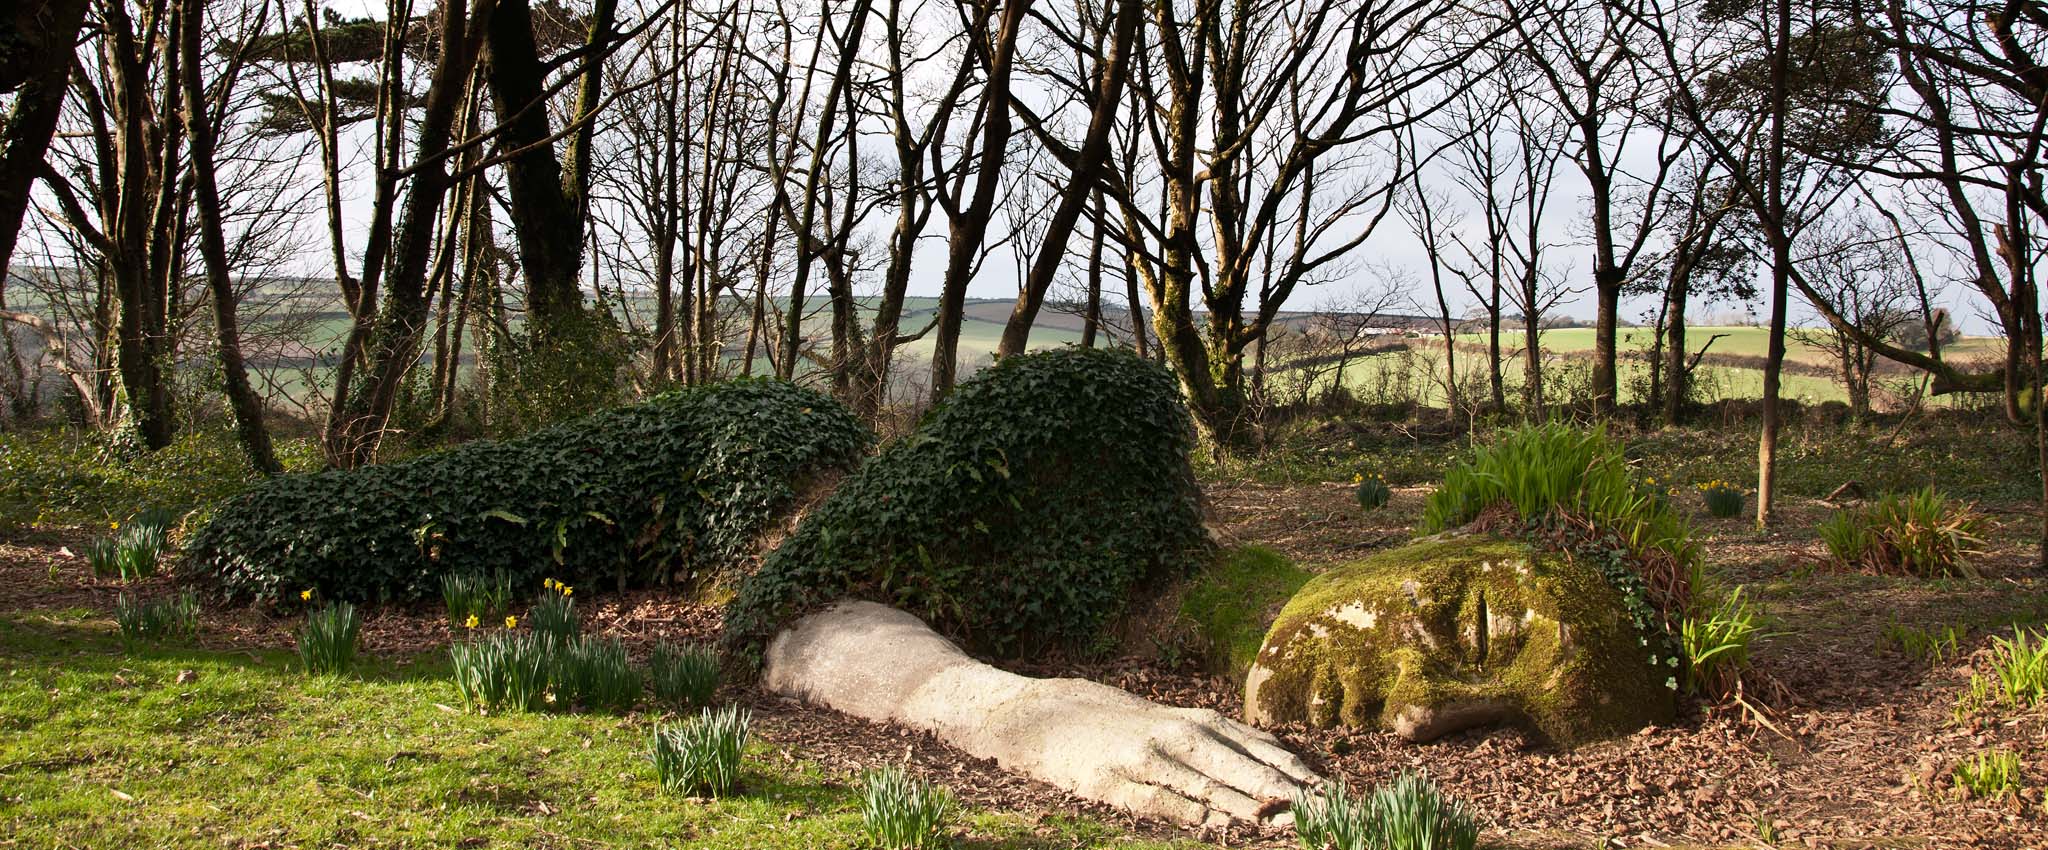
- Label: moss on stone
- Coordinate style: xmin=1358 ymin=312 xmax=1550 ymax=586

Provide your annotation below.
xmin=1244 ymin=533 xmax=1675 ymax=745
xmin=1178 ymin=546 xmax=1313 ymax=678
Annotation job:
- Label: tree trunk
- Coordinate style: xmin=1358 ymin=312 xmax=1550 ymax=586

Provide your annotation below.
xmin=481 ymin=0 xmax=615 ymax=331
xmin=330 ymin=0 xmax=492 ymax=466
xmin=932 ymin=0 xmax=1036 ymax=396
xmin=0 ymin=0 xmax=89 ymax=298
xmin=1663 ymin=261 xmax=1691 ymax=426
xmin=1082 ymin=193 xmax=1104 ymax=348
xmin=1592 ymin=269 xmax=1620 ymax=414
xmin=1755 ymin=0 xmax=1791 ymax=528
xmin=1487 ymin=281 xmax=1505 ymax=412
xmin=178 ymin=0 xmax=280 ymax=474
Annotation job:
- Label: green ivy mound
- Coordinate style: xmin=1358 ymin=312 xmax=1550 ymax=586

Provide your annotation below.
xmin=723 ymin=348 xmax=1208 ymax=657
xmin=187 ymin=380 xmax=869 ymax=603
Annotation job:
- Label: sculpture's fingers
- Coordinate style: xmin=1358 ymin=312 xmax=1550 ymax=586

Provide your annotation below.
xmin=1172 ymin=707 xmax=1321 ymax=786
xmin=1162 ymin=722 xmax=1315 ymax=805
xmin=1091 ymin=774 xmax=1209 ymax=826
xmin=1206 ymin=716 xmax=1323 ymax=785
xmin=1137 ymin=750 xmax=1269 ymax=821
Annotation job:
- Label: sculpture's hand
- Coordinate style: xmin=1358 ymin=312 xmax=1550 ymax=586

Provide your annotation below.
xmin=763 ymin=601 xmax=1324 ymax=827
xmin=999 ymin=691 xmax=1321 ymax=827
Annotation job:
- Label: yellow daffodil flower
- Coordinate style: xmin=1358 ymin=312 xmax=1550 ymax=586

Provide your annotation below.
xmin=562 ymin=586 xmax=573 ymax=597
xmin=505 ymin=616 xmax=518 ymax=629
xmin=300 ymin=589 xmax=313 ymax=601
xmin=464 ymin=614 xmax=479 ymax=629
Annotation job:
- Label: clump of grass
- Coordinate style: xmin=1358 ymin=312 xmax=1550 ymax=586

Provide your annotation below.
xmin=552 ymin=635 xmax=642 ymax=713
xmin=1366 ymin=771 xmax=1480 ymax=850
xmin=1681 ymin=585 xmax=1767 ymax=696
xmin=1295 ymin=780 xmax=1369 ymax=850
xmin=449 ymin=630 xmax=641 ymax=714
xmin=298 ymin=602 xmax=362 ymax=675
xmin=1879 ymin=622 xmax=1966 ymax=665
xmin=653 ymin=705 xmax=750 ymax=797
xmin=1294 ymin=772 xmax=1478 ymax=850
xmin=529 ymin=580 xmax=578 ymax=642
xmin=1953 ymin=673 xmax=1994 ymax=725
xmin=1353 ymin=473 xmax=1391 ymax=511
xmin=1421 ymin=422 xmax=1697 ymax=581
xmin=649 ymin=640 xmax=720 ymax=708
xmin=1986 ymin=628 xmax=2047 ymax=708
xmin=1696 ymin=480 xmax=1744 ymax=519
xmin=860 ymin=764 xmax=953 ymax=849
xmin=1952 ymin=749 xmax=2022 ymax=800
xmin=441 ymin=569 xmax=515 ymax=627
xmin=87 ymin=510 xmax=176 ymax=581
xmin=450 ymin=631 xmax=554 ymax=713
xmin=1816 ymin=488 xmax=1988 ymax=578
xmin=114 ymin=591 xmax=199 ymax=643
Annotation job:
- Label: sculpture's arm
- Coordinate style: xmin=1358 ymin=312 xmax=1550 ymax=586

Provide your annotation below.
xmin=762 ymin=601 xmax=1322 ymax=827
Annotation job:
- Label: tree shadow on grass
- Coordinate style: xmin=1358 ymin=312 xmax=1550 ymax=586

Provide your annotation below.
xmin=0 ymin=609 xmax=454 ymax=686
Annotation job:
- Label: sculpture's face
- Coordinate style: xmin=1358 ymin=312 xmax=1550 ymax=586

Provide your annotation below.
xmin=1244 ymin=535 xmax=1674 ymax=744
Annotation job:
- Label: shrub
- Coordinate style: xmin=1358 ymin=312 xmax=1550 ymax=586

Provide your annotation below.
xmin=450 ymin=631 xmax=553 ymax=713
xmin=725 ymin=348 xmax=1208 ymax=657
xmin=441 ymin=570 xmax=515 ymax=627
xmin=529 ymin=584 xmax=578 ymax=642
xmin=299 ymin=602 xmax=362 ymax=675
xmin=649 ymin=640 xmax=720 ymax=708
xmin=653 ymin=705 xmax=750 ymax=797
xmin=551 ymin=635 xmax=641 ymax=713
xmin=1353 ymin=473 xmax=1391 ymax=511
xmin=1696 ymin=480 xmax=1744 ymax=519
xmin=1680 ymin=586 xmax=1767 ymax=696
xmin=188 ymin=380 xmax=869 ymax=603
xmin=860 ymin=764 xmax=953 ymax=850
xmin=1294 ymin=772 xmax=1478 ymax=850
xmin=1952 ymin=749 xmax=2022 ymax=799
xmin=1816 ymin=488 xmax=1988 ymax=577
xmin=114 ymin=591 xmax=199 ymax=643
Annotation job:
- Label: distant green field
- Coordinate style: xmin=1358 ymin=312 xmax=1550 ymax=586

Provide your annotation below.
xmin=1294 ymin=326 xmax=2009 ymax=410
xmin=1457 ymin=326 xmax=2006 ymax=370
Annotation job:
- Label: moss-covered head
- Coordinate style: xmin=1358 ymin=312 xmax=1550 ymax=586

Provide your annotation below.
xmin=1244 ymin=533 xmax=1678 ymax=745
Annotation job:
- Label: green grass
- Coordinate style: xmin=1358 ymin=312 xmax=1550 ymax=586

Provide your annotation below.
xmin=0 ymin=610 xmax=1200 ymax=849
xmin=1178 ymin=546 xmax=1313 ymax=677
xmin=0 ymin=427 xmax=321 ymax=530
xmin=1457 ymin=326 xmax=2006 ymax=369
xmin=1225 ymin=415 xmax=2041 ymax=506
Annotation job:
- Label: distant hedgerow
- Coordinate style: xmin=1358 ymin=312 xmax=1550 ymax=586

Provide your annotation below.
xmin=723 ymin=348 xmax=1208 ymax=658
xmin=187 ymin=380 xmax=869 ymax=603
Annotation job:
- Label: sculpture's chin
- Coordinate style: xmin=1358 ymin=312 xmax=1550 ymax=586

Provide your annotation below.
xmin=1390 ymin=697 xmax=1521 ymax=742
